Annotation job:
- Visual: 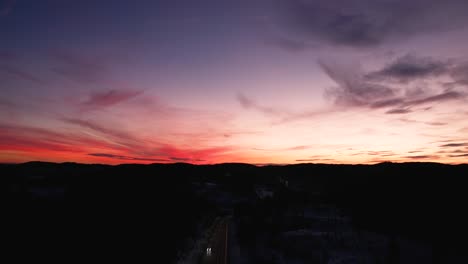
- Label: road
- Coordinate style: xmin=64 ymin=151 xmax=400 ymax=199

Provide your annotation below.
xmin=201 ymin=217 xmax=229 ymax=264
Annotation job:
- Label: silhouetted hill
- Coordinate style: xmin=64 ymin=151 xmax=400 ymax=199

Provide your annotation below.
xmin=1 ymin=161 xmax=467 ymax=262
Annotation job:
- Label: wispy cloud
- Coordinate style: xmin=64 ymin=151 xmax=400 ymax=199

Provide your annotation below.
xmin=367 ymin=151 xmax=395 ymax=157
xmin=285 ymin=145 xmax=311 ymax=151
xmin=88 ymin=153 xmax=168 ymax=162
xmin=238 ymin=54 xmax=467 ymax=124
xmin=0 ymin=123 xmax=118 ymax=154
xmin=1 ymin=121 xmax=238 ymax=164
xmin=237 ymin=93 xmax=285 ymax=116
xmin=365 ymin=55 xmax=468 ymax=92
xmin=396 ymin=118 xmax=449 ymax=127
xmin=61 ymin=117 xmax=145 ymax=152
xmin=51 ymin=51 xmax=109 ymax=84
xmin=448 ymin=153 xmax=468 ymax=157
xmin=365 ymin=55 xmax=450 ymax=83
xmin=319 ymin=57 xmax=466 ymax=113
xmin=405 ymin=91 xmax=463 ymax=106
xmin=81 ymin=89 xmax=143 ymax=110
xmin=157 ymin=144 xmax=233 ymax=162
xmin=319 ymin=60 xmax=395 ymax=107
xmin=0 ymin=65 xmax=44 ymax=84
xmin=236 ymin=92 xmax=330 ymax=123
xmin=404 ymin=155 xmax=440 ymax=160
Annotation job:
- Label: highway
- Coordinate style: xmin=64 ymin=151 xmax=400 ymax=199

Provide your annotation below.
xmin=201 ymin=217 xmax=229 ymax=264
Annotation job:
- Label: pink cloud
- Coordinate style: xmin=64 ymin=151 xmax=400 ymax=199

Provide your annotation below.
xmin=61 ymin=117 xmax=146 ymax=152
xmin=0 ymin=121 xmax=241 ymax=164
xmin=0 ymin=123 xmax=112 ymax=154
xmin=157 ymin=144 xmax=234 ymax=163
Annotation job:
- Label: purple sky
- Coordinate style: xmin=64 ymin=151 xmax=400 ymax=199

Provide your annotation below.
xmin=1 ymin=0 xmax=468 ymax=164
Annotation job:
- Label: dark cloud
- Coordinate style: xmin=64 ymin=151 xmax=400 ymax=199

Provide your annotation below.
xmin=425 ymin=122 xmax=447 ymax=126
xmin=448 ymin=153 xmax=468 ymax=157
xmin=404 ymin=155 xmax=439 ymax=159
xmin=319 ymin=60 xmax=395 ymax=107
xmin=82 ymin=89 xmax=143 ymax=109
xmin=241 ymin=55 xmax=466 ymax=121
xmin=441 ymin=147 xmax=468 ymax=157
xmin=170 ymin=157 xmax=191 ymax=162
xmin=385 ymin=108 xmax=412 ymax=114
xmin=366 ymin=55 xmax=450 ymax=83
xmin=440 ymin=143 xmax=468 ymax=148
xmin=88 ymin=153 xmax=167 ymax=162
xmin=365 ymin=55 xmax=468 ymax=91
xmin=320 ymin=57 xmax=466 ymax=113
xmin=405 ymin=91 xmax=463 ymax=106
xmin=239 ymin=51 xmax=467 ymax=122
xmin=370 ymin=98 xmax=405 ymax=109
xmin=275 ymin=0 xmax=468 ymax=48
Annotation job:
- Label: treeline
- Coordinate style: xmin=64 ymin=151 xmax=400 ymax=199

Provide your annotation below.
xmin=1 ymin=162 xmax=218 ymax=263
xmin=1 ymin=161 xmax=467 ymax=260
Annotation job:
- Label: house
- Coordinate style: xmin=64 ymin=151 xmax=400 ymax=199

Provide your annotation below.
xmin=254 ymin=185 xmax=274 ymax=199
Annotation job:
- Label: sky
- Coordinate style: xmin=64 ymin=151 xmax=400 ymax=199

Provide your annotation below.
xmin=1 ymin=0 xmax=468 ymax=164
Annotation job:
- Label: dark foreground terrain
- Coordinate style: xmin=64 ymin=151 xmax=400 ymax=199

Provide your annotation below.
xmin=1 ymin=162 xmax=468 ymax=263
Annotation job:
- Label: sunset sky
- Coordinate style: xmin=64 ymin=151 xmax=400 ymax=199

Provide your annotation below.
xmin=1 ymin=0 xmax=468 ymax=164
